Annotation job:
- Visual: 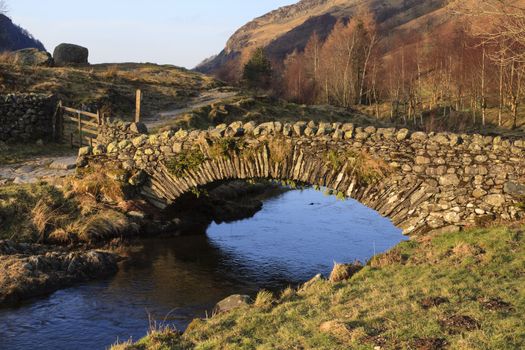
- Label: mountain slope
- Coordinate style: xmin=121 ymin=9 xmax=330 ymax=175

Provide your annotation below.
xmin=0 ymin=14 xmax=45 ymax=52
xmin=195 ymin=0 xmax=456 ymax=76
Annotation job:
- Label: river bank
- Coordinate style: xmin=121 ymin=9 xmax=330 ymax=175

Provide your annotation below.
xmin=112 ymin=224 xmax=525 ymax=350
xmin=0 ymin=176 xmax=286 ymax=308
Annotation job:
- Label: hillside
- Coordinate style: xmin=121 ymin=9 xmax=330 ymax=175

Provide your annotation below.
xmin=195 ymin=0 xmax=464 ymax=76
xmin=0 ymin=14 xmax=45 ymax=52
xmin=0 ymin=62 xmax=220 ymax=120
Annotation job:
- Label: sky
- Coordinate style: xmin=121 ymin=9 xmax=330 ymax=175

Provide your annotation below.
xmin=7 ymin=0 xmax=297 ymax=68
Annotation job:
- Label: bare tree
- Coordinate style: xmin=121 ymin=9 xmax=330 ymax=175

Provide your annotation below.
xmin=459 ymin=0 xmax=525 ymax=63
xmin=0 ymin=1 xmax=7 ymax=14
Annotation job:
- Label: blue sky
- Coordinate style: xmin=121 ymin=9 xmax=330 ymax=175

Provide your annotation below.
xmin=8 ymin=0 xmax=297 ymax=68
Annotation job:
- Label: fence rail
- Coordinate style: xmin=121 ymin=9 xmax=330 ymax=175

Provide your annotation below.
xmin=57 ymin=102 xmax=101 ymax=148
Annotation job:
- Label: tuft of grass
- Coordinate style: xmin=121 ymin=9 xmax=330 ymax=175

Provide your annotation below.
xmin=72 ymin=164 xmax=127 ymax=205
xmin=209 ymin=137 xmax=245 ymax=159
xmin=166 ymin=149 xmax=207 ymax=177
xmin=326 ymin=149 xmax=392 ymax=186
xmin=328 ymin=262 xmax=363 ymax=283
xmin=112 ymin=327 xmax=190 ymax=350
xmin=31 ymin=198 xmax=72 ymax=243
xmin=253 ymin=290 xmax=274 ymax=309
xmin=120 ymin=225 xmax=525 ymax=350
xmin=279 ymin=286 xmax=296 ymax=302
xmin=268 ymin=137 xmax=292 ymax=164
xmin=77 ymin=210 xmax=133 ymax=242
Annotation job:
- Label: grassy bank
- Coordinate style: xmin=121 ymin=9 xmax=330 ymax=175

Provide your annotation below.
xmin=0 ymin=165 xmax=136 ymax=244
xmin=114 ymin=225 xmax=525 ymax=350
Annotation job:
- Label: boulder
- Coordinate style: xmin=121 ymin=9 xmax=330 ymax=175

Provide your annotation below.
xmin=213 ymin=294 xmax=251 ymax=314
xmin=53 ymin=43 xmax=89 ymax=66
xmin=13 ymin=48 xmax=53 ymax=66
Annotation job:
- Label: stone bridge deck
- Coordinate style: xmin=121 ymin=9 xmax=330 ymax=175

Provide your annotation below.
xmin=83 ymin=120 xmax=525 ymax=236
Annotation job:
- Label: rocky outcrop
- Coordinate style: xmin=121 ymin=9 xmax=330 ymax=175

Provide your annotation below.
xmin=0 ymin=93 xmax=56 ymax=142
xmin=53 ymin=43 xmax=89 ymax=66
xmin=213 ymin=294 xmax=251 ymax=314
xmin=0 ymin=240 xmax=118 ymax=306
xmin=82 ymin=120 xmax=525 ymax=237
xmin=13 ymin=48 xmax=53 ymax=66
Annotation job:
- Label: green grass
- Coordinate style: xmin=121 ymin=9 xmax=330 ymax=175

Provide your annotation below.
xmin=114 ymin=225 xmax=525 ymax=350
xmin=166 ymin=149 xmax=207 ymax=177
xmin=0 ymin=142 xmax=75 ymax=165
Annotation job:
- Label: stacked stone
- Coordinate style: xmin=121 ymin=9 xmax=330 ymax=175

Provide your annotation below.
xmin=0 ymin=94 xmax=56 ymax=142
xmin=96 ymin=120 xmax=148 ymax=146
xmin=84 ymin=120 xmax=525 ymax=236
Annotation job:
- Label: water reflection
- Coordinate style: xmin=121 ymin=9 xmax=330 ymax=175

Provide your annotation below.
xmin=0 ymin=188 xmax=405 ymax=350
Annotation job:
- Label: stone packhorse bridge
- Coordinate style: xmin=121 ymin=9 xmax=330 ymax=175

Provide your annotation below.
xmin=83 ymin=120 xmax=525 ymax=236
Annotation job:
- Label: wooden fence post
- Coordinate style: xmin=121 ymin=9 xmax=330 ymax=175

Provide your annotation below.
xmin=78 ymin=112 xmax=82 ymax=147
xmin=52 ymin=100 xmax=62 ymax=142
xmin=135 ymin=89 xmax=142 ymax=123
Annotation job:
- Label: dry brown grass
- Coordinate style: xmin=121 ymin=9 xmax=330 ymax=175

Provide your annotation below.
xmin=0 ymin=52 xmax=14 ymax=65
xmin=326 ymin=149 xmax=392 ymax=186
xmin=0 ymin=62 xmax=219 ymax=121
xmin=253 ymin=290 xmax=274 ymax=309
xmin=71 ymin=164 xmax=127 ymax=205
xmin=348 ymin=150 xmax=392 ymax=184
xmin=77 ymin=210 xmax=133 ymax=242
xmin=279 ymin=286 xmax=296 ymax=301
xmin=369 ymin=247 xmax=408 ymax=268
xmin=29 ymin=194 xmax=76 ymax=243
xmin=268 ymin=137 xmax=293 ymax=163
xmin=31 ymin=199 xmax=61 ymax=242
xmin=101 ymin=65 xmax=120 ymax=80
xmin=329 ymin=262 xmax=363 ymax=283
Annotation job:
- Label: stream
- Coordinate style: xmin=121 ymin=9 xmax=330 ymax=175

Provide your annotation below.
xmin=0 ymin=188 xmax=406 ymax=350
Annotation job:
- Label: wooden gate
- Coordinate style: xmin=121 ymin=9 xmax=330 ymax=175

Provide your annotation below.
xmin=57 ymin=102 xmax=101 ymax=147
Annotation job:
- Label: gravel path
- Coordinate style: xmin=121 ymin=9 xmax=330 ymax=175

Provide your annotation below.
xmin=0 ymin=155 xmax=77 ymax=185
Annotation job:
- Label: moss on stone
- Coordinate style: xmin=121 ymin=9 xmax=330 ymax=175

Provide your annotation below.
xmin=209 ymin=137 xmax=246 ymax=159
xmin=325 ymin=149 xmax=391 ymax=186
xmin=166 ymin=149 xmax=207 ymax=177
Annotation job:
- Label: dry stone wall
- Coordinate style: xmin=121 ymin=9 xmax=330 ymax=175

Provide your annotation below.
xmin=81 ymin=120 xmax=525 ymax=236
xmin=96 ymin=120 xmax=148 ymax=146
xmin=0 ymin=94 xmax=56 ymax=142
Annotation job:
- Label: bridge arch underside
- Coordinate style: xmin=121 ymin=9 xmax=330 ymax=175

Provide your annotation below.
xmin=139 ymin=136 xmax=524 ymax=236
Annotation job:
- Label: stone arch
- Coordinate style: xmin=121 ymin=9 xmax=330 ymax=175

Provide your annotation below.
xmin=89 ymin=121 xmax=525 ymax=236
